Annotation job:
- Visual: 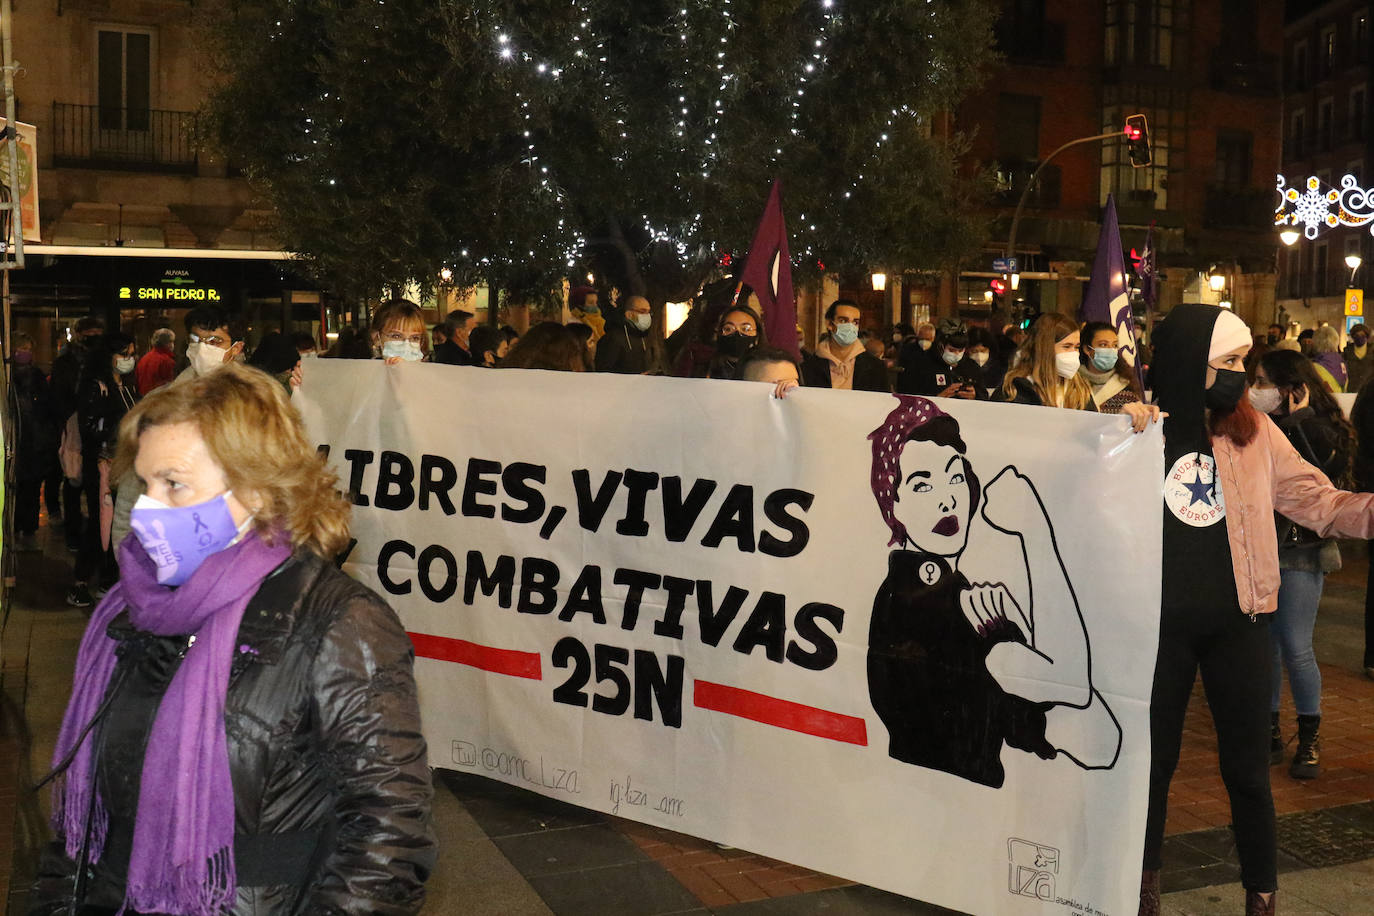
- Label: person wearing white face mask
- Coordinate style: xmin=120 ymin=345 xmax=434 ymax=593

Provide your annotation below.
xmin=1078 ymin=320 xmax=1144 ymax=415
xmin=995 ymin=313 xmax=1098 ymax=410
xmin=899 ymin=324 xmax=986 ymax=399
xmin=801 ymin=299 xmax=889 ymax=391
xmin=595 ymin=295 xmax=657 ymax=373
xmin=966 ymin=326 xmax=1005 ymax=393
xmin=369 ymin=298 xmax=429 ymax=364
xmin=180 ymin=306 xmax=246 ymax=382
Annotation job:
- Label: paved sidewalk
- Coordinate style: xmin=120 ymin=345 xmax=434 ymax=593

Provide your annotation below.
xmin=6 ymin=519 xmax=1374 ymax=914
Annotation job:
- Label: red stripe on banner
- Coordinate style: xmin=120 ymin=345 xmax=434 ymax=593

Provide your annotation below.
xmin=693 ymin=680 xmax=868 ymax=746
xmin=408 ymin=632 xmax=543 ymax=680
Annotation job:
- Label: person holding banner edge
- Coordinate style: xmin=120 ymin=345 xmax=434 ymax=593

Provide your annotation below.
xmin=1138 ymin=304 xmax=1374 ymax=916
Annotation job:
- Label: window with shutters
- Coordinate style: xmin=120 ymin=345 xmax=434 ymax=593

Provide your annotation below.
xmin=96 ymin=27 xmax=155 ymax=131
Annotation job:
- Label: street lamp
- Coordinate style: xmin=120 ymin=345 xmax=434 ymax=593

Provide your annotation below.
xmin=871 ymin=271 xmax=887 ymax=291
xmin=1347 ymin=253 xmax=1363 ymax=287
xmin=1280 ymin=229 xmax=1300 ymax=247
xmin=1209 ymin=271 xmax=1226 ymax=292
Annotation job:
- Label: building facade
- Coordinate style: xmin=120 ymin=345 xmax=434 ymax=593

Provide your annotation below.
xmin=936 ymin=0 xmax=1283 ymax=333
xmin=7 ymin=0 xmax=323 ymax=365
xmin=1279 ymin=0 xmax=1372 ymax=339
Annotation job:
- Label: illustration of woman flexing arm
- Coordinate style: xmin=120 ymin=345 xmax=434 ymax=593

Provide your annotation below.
xmin=866 ymin=396 xmax=1121 ymax=788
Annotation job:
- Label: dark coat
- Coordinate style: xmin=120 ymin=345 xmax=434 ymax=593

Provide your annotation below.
xmin=11 ymin=364 xmax=57 ymax=481
xmin=897 ymin=347 xmax=988 ymax=399
xmin=431 ymin=340 xmax=473 ymax=366
xmin=75 ymin=373 xmax=138 ymax=463
xmin=800 ymin=348 xmax=889 ymax=392
xmin=50 ymin=345 xmax=86 ymax=423
xmin=1344 ymin=342 xmax=1374 ymax=394
xmin=1276 ymin=406 xmax=1352 ymax=547
xmin=31 ymin=551 xmax=436 ymax=915
xmin=595 ymin=325 xmax=653 ymax=374
xmin=1353 ymin=378 xmax=1374 ymax=492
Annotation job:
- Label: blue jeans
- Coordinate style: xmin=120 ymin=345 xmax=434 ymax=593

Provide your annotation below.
xmin=1270 ymin=567 xmax=1325 ymax=717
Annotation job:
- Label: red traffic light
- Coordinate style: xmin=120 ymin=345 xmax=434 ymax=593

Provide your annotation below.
xmin=989 ymin=278 xmax=1007 ymax=295
xmin=1124 ymin=113 xmax=1151 ymax=167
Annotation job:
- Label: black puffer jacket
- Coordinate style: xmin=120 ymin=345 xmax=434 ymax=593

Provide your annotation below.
xmin=31 ymin=550 xmax=436 ymax=915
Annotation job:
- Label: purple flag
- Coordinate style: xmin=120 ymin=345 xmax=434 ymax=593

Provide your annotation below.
xmin=1136 ymin=222 xmax=1158 ymax=312
xmin=737 ymin=179 xmax=799 ymax=360
xmin=1080 ymin=194 xmax=1142 ymax=386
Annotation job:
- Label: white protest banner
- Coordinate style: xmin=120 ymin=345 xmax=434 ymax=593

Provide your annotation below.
xmin=297 ymin=360 xmax=1163 ymax=916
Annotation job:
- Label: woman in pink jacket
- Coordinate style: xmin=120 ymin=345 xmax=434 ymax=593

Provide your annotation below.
xmin=1139 ymin=304 xmax=1374 ymax=916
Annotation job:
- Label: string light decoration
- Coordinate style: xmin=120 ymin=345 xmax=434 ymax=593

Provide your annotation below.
xmin=1275 ymin=173 xmax=1374 ymax=240
xmin=207 ymin=0 xmax=996 ymax=300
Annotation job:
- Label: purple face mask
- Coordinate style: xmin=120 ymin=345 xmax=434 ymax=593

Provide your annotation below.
xmin=129 ymin=491 xmax=248 ymax=586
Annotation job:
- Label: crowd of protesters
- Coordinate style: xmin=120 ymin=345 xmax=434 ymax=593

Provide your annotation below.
xmin=15 ymin=286 xmax=1374 ymax=916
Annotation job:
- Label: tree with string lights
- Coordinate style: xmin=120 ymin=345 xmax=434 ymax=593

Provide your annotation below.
xmin=201 ymin=0 xmax=998 ymax=308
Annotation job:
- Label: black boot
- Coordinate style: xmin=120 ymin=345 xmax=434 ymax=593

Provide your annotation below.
xmin=1290 ymin=715 xmax=1321 ymax=779
xmin=1270 ymin=712 xmax=1284 ymax=766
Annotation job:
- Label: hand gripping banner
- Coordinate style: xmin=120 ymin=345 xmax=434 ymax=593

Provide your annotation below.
xmin=297 ymin=360 xmax=1163 ymax=916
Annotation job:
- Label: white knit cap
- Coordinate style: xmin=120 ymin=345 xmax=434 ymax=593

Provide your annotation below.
xmin=1209 ymin=310 xmax=1252 ymax=361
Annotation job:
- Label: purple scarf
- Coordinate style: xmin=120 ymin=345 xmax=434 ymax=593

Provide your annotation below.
xmin=52 ymin=530 xmax=291 ymax=916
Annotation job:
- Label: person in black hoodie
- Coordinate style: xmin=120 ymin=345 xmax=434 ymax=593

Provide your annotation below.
xmin=1140 ymin=304 xmax=1374 ymax=916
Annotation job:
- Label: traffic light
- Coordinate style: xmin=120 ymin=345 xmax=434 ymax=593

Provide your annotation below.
xmin=989 ymin=277 xmax=1007 ymax=296
xmin=1125 ymin=114 xmax=1151 ymax=168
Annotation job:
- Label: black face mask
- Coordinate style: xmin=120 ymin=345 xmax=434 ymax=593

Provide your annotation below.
xmin=1266 ymin=334 xmax=1280 ymax=345
xmin=1205 ymin=368 xmax=1247 ymax=410
xmin=715 ymin=332 xmax=755 ymax=359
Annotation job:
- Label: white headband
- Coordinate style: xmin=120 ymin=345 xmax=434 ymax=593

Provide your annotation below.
xmin=1209 ymin=310 xmax=1252 ymax=361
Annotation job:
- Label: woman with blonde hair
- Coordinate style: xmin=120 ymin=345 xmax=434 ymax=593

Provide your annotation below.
xmin=32 ymin=363 xmax=435 ymax=915
xmin=1310 ymin=325 xmax=1348 ymax=393
xmin=370 ymin=298 xmax=429 ymax=363
xmin=997 ymin=312 xmax=1096 ymax=409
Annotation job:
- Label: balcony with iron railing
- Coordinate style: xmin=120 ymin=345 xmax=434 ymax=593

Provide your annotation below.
xmin=51 ymin=102 xmax=198 ymax=174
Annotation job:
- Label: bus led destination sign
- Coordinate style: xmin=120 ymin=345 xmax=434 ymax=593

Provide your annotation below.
xmin=120 ymin=285 xmax=222 ymax=301
xmin=118 ymin=268 xmax=223 ymax=302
